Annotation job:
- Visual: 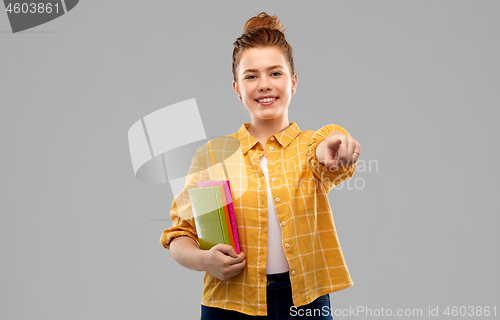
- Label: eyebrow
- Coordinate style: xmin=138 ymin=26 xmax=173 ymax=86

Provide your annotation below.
xmin=242 ymin=65 xmax=284 ymax=74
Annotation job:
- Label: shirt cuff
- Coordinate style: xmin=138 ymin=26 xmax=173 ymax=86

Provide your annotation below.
xmin=160 ymin=230 xmax=200 ymax=250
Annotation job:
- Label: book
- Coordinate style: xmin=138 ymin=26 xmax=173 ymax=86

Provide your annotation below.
xmin=198 ymin=180 xmax=240 ymax=254
xmin=188 ymin=186 xmax=231 ymax=250
xmin=218 ymin=185 xmax=236 ymax=251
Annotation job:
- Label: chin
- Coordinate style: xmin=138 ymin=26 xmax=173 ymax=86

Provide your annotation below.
xmin=258 ymin=112 xmax=283 ymax=120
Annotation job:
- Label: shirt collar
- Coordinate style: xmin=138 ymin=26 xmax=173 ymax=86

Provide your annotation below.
xmin=237 ymin=122 xmax=301 ymax=154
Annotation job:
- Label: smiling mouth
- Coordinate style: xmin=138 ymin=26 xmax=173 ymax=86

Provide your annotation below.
xmin=255 ymin=97 xmax=278 ymax=103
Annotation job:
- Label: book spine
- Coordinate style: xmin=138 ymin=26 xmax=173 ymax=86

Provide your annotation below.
xmin=225 ymin=180 xmax=240 ymax=254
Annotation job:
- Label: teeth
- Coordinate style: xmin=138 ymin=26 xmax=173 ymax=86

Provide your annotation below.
xmin=258 ymin=97 xmax=276 ymax=103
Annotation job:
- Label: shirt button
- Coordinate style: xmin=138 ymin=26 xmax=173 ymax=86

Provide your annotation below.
xmin=269 ymin=146 xmax=273 ymax=151
xmin=285 ymin=243 xmax=290 ymax=248
xmin=291 ymin=270 xmax=295 ymax=276
xmin=275 ymin=197 xmax=280 ymax=202
xmin=281 ymin=221 xmax=285 ymax=226
xmin=271 ymin=178 xmax=276 ymax=182
xmin=270 ymin=137 xmax=275 ymax=141
xmin=270 ymin=163 xmax=274 ymax=166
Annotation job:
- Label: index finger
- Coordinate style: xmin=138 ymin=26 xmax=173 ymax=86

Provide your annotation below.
xmin=336 ymin=137 xmax=348 ymax=162
xmin=215 ymin=244 xmax=238 ymax=258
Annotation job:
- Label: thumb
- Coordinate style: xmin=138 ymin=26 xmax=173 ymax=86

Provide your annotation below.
xmin=327 ymin=138 xmax=342 ymax=159
xmin=328 ymin=138 xmax=342 ymax=151
xmin=324 ymin=138 xmax=341 ymax=169
xmin=216 ymin=244 xmax=238 ymax=258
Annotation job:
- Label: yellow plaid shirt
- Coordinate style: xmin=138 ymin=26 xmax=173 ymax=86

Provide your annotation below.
xmin=160 ymin=122 xmax=357 ymax=316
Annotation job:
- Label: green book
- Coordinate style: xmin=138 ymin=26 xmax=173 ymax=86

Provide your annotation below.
xmin=188 ymin=186 xmax=231 ymax=250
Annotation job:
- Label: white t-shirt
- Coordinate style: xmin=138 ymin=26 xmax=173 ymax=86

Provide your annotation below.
xmin=259 ymin=155 xmax=290 ymax=274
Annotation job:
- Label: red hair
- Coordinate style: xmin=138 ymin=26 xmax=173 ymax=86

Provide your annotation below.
xmin=232 ymin=12 xmax=295 ymax=82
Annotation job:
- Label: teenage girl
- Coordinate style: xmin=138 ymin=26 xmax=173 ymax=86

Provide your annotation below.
xmin=161 ymin=12 xmax=361 ymax=320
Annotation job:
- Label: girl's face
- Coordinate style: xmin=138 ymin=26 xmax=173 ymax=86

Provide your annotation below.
xmin=233 ymin=47 xmax=297 ymax=122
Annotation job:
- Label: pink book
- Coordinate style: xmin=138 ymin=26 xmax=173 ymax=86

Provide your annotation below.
xmin=198 ymin=179 xmax=240 ymax=254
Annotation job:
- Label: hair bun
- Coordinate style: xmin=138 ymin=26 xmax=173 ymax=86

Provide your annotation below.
xmin=243 ymin=12 xmax=285 ymax=34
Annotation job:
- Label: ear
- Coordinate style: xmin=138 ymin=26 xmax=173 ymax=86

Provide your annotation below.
xmin=233 ymin=80 xmax=242 ymax=100
xmin=292 ymin=73 xmax=298 ymax=94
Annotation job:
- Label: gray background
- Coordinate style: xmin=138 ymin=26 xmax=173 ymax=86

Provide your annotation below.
xmin=2 ymin=1 xmax=499 ymax=319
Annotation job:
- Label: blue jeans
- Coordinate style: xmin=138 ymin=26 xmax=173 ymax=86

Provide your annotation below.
xmin=200 ymin=271 xmax=333 ymax=320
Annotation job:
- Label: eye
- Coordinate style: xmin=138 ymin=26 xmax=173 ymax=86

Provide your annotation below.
xmin=245 ymin=75 xmax=256 ymax=80
xmin=272 ymin=72 xmax=282 ymax=76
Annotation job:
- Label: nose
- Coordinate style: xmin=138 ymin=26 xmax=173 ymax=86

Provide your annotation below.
xmin=258 ymin=76 xmax=272 ymax=91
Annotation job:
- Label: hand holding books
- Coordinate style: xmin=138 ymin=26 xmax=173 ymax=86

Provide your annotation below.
xmin=202 ymin=243 xmax=246 ymax=281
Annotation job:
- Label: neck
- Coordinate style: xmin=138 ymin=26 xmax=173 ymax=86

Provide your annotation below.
xmin=247 ymin=114 xmax=290 ymax=144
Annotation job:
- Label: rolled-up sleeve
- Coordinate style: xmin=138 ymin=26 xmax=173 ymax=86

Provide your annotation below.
xmin=306 ymin=124 xmax=357 ymax=192
xmin=159 ymin=143 xmax=210 ymax=250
